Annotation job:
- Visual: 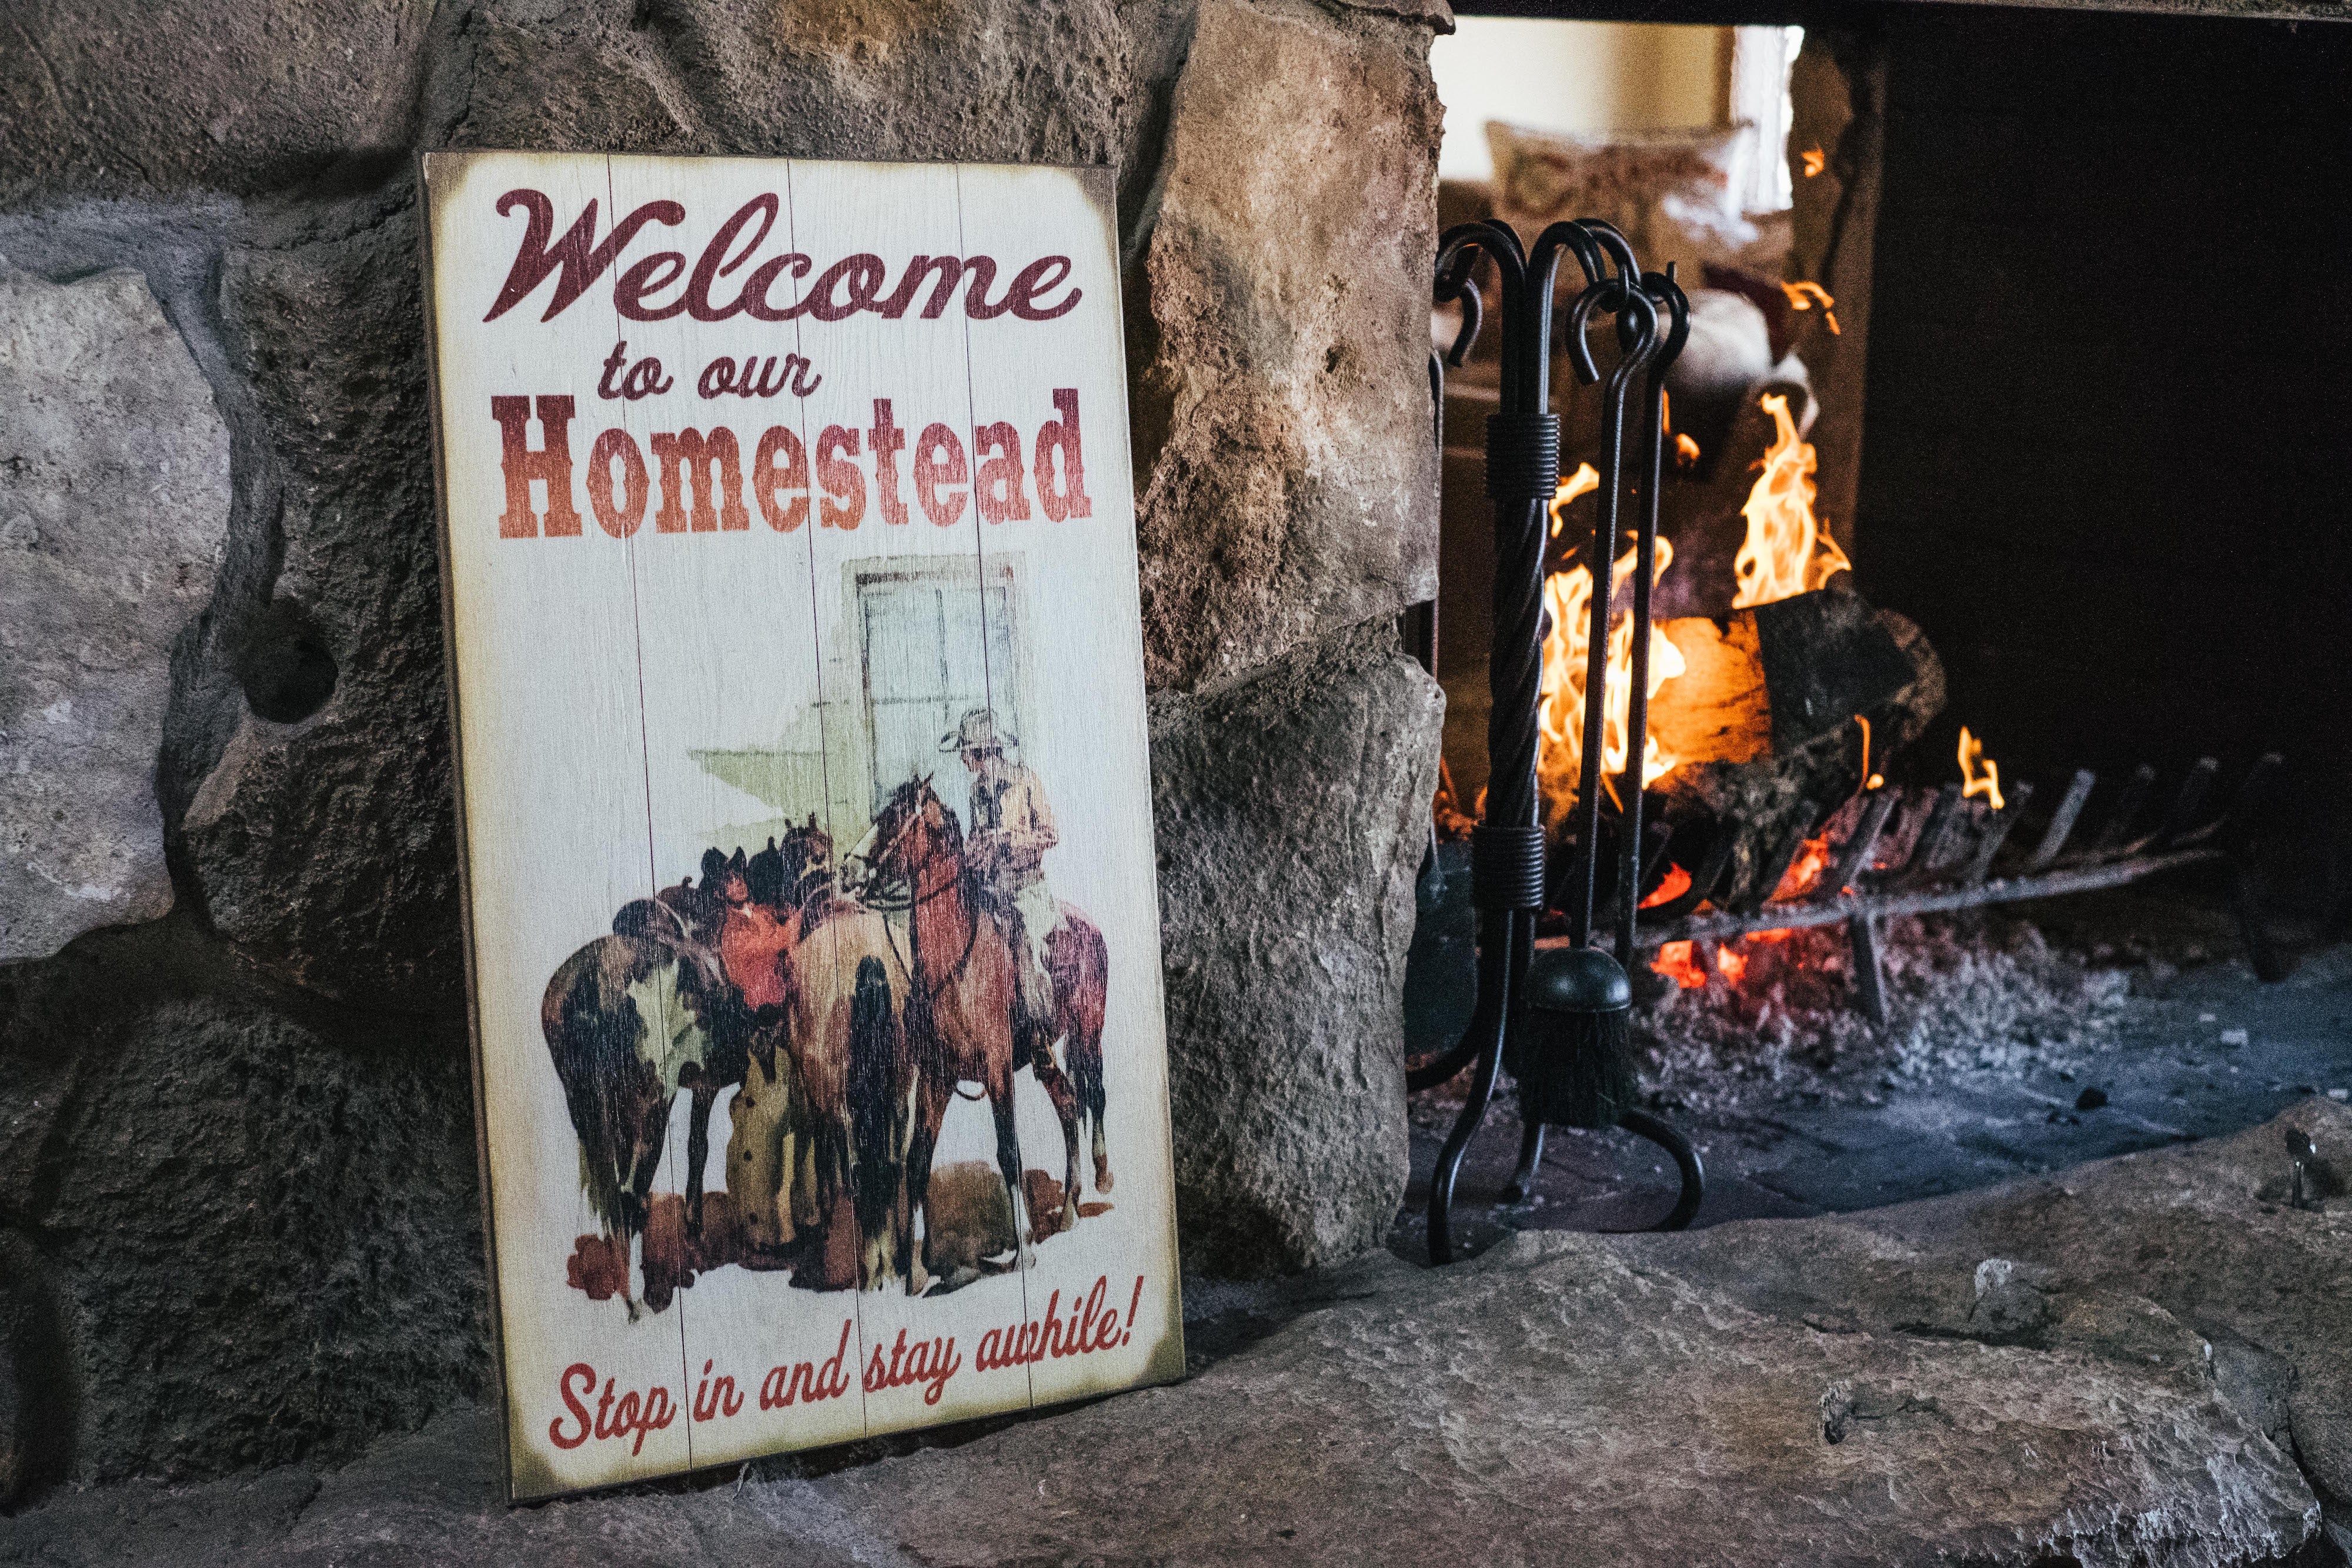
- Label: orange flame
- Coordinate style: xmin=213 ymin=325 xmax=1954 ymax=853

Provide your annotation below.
xmin=1779 ymin=279 xmax=1840 ymax=335
xmin=1959 ymin=726 xmax=2005 ymax=811
xmin=1548 ymin=462 xmax=1600 ymax=539
xmin=1801 ymin=146 xmax=1826 ymax=178
xmin=1639 ymin=861 xmax=1692 ymax=910
xmin=1662 ymin=390 xmax=1699 ymax=465
xmin=1715 ymin=945 xmax=1749 ymax=984
xmin=1536 ymin=524 xmax=1686 ymax=811
xmin=1733 ymin=394 xmax=1850 ymax=610
xmin=1653 ymin=941 xmax=1707 ymax=989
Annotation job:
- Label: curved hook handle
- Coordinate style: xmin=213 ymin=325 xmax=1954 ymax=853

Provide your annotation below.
xmin=1579 ymin=218 xmax=1642 ymax=290
xmin=1641 ymin=265 xmax=1690 ymax=380
xmin=1529 ymin=219 xmax=1609 ymax=287
xmin=1605 ymin=285 xmax=1661 ymax=401
xmin=1440 ymin=280 xmax=1482 ymax=368
xmin=1436 ymin=219 xmax=1558 ymax=412
xmin=1562 ymin=269 xmax=1655 ymax=389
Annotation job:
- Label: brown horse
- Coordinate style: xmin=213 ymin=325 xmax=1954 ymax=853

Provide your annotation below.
xmin=542 ymin=823 xmax=841 ymax=1315
xmin=867 ymin=776 xmax=1097 ymax=1271
xmin=1045 ymin=911 xmax=1112 ymax=1195
xmin=542 ymin=893 xmax=726 ymax=1317
xmin=767 ymin=882 xmax=921 ymax=1292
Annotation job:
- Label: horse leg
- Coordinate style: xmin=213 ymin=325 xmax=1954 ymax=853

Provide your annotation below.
xmin=684 ymin=1073 xmax=718 ymax=1238
xmin=903 ymin=1073 xmax=950 ymax=1295
xmin=1025 ymin=1050 xmax=1083 ymax=1235
xmin=1077 ymin=1021 xmax=1111 ymax=1195
xmin=988 ymin=1076 xmax=1035 ymax=1269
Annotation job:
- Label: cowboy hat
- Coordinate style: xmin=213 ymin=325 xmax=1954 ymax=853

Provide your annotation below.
xmin=940 ymin=706 xmax=1017 ymax=753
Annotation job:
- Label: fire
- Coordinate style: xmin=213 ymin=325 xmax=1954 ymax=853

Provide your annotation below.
xmin=1548 ymin=461 xmax=1600 ymax=538
xmin=1714 ymin=945 xmax=1749 ymax=984
xmin=1662 ymin=393 xmax=1699 ymax=466
xmin=1653 ymin=941 xmax=1707 ymax=989
xmin=1536 ymin=527 xmax=1686 ymax=811
xmin=1800 ymin=146 xmax=1826 ymax=178
xmin=1958 ymin=726 xmax=2006 ymax=810
xmin=1732 ymin=393 xmax=1851 ymax=610
xmin=1779 ymin=279 xmax=1840 ymax=335
xmin=1771 ymin=835 xmax=1835 ymax=901
xmin=1640 ymin=862 xmax=1692 ymax=910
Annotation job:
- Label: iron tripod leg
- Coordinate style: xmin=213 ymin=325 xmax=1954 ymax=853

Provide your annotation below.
xmin=1502 ymin=1119 xmax=1545 ymax=1203
xmin=1427 ymin=911 xmax=1516 ymax=1265
xmin=1616 ymin=1109 xmax=1704 ymax=1232
xmin=1500 ymin=1108 xmax=1703 ymax=1230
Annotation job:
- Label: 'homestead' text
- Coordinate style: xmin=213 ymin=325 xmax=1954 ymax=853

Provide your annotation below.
xmin=489 ymin=389 xmax=1092 ymax=538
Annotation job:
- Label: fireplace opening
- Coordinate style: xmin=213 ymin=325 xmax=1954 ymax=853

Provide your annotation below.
xmin=1406 ymin=1 xmax=2352 ymax=1246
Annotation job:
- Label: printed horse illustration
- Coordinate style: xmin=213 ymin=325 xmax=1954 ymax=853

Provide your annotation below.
xmin=866 ymin=776 xmax=1104 ymax=1273
xmin=1045 ymin=910 xmax=1112 ymax=1195
xmin=542 ymin=892 xmax=723 ymax=1318
xmin=769 ymin=884 xmax=919 ymax=1291
xmin=541 ymin=822 xmax=837 ymax=1313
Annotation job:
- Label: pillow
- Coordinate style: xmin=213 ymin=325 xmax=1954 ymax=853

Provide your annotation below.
xmin=1484 ymin=120 xmax=1790 ymax=284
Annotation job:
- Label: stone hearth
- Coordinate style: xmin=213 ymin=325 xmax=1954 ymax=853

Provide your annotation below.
xmin=6 ymin=1103 xmax=2347 ymax=1566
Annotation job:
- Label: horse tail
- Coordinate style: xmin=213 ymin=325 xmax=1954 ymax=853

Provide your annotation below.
xmin=847 ymin=955 xmax=901 ymax=1221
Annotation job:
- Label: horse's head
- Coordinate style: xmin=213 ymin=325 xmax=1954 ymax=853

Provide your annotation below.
xmin=746 ymin=838 xmax=787 ymax=908
xmin=654 ymin=876 xmax=726 ymax=946
xmin=871 ymin=774 xmax=961 ymax=882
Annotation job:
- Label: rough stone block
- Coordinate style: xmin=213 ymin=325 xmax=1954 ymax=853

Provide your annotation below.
xmin=32 ymin=992 xmax=487 ymax=1484
xmin=1151 ymin=620 xmax=1442 ymax=1274
xmin=7 ymin=1108 xmax=2347 ymax=1560
xmin=1133 ymin=0 xmax=1441 ymax=690
xmin=183 ymin=202 xmax=463 ymax=1011
xmin=0 ymin=0 xmax=430 ymax=210
xmin=445 ymin=0 xmax=1134 ymax=169
xmin=0 ymin=261 xmax=228 ymax=961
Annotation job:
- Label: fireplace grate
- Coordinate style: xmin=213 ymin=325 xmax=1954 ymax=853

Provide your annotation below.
xmin=1593 ymin=753 xmax=2287 ymax=1023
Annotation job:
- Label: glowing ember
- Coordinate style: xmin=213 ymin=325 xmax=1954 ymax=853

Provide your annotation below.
xmin=1640 ymin=861 xmax=1692 ymax=910
xmin=1771 ymin=835 xmax=1835 ymax=902
xmin=1714 ymin=945 xmax=1749 ymax=984
xmin=1732 ymin=393 xmax=1851 ymax=610
xmin=1800 ymin=146 xmax=1826 ymax=178
xmin=1958 ymin=726 xmax=2006 ymax=811
xmin=1779 ymin=279 xmax=1840 ymax=335
xmin=1652 ymin=941 xmax=1707 ymax=989
xmin=1675 ymin=432 xmax=1701 ymax=464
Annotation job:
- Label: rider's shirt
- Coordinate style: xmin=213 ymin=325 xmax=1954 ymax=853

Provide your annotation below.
xmin=969 ymin=755 xmax=1057 ymax=891
xmin=719 ymin=900 xmax=791 ymax=1011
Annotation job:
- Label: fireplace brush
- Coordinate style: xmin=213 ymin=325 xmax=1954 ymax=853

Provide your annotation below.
xmin=1412 ymin=220 xmax=1705 ymax=1262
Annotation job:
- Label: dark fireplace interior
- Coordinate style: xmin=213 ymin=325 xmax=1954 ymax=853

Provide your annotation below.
xmin=1861 ymin=5 xmax=2352 ymax=810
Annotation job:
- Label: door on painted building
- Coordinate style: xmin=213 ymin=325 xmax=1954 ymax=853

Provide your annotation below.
xmin=857 ymin=561 xmax=1023 ymax=831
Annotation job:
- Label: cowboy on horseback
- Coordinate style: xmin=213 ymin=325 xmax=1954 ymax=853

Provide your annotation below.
xmin=941 ymin=707 xmax=1061 ymax=1048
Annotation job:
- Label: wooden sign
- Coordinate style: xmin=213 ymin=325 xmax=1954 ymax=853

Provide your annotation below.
xmin=419 ymin=151 xmax=1184 ymax=1500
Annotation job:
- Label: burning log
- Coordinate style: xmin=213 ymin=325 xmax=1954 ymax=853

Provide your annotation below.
xmin=1632 ymin=581 xmax=1943 ymax=913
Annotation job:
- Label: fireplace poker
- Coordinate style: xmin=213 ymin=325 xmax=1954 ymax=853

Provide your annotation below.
xmin=1504 ymin=250 xmax=1705 ymax=1223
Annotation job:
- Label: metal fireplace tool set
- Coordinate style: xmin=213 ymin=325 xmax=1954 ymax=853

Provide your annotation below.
xmin=1409 ymin=218 xmax=1705 ymax=1263
xmin=1406 ymin=220 xmax=2297 ymax=1263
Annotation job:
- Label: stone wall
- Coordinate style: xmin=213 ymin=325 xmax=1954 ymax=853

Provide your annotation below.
xmin=0 ymin=0 xmax=1447 ymax=1499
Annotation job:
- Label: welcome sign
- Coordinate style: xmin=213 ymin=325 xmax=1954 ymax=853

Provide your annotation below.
xmin=419 ymin=152 xmax=1184 ymax=1500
